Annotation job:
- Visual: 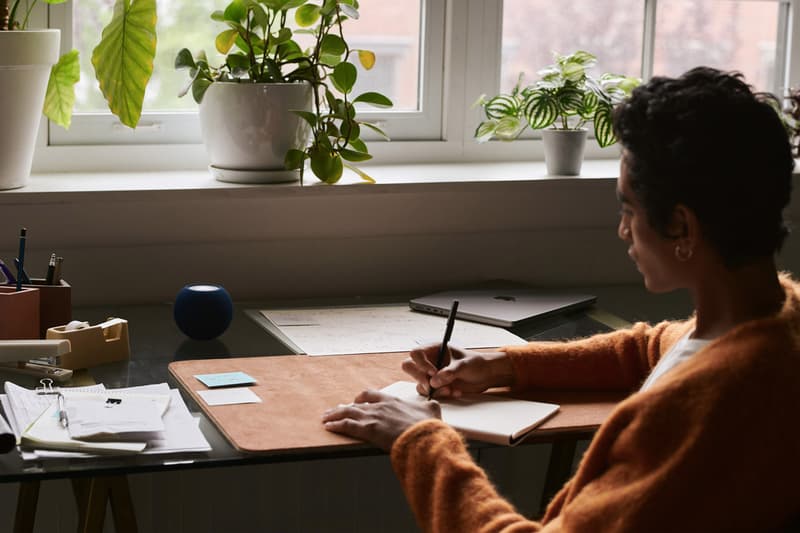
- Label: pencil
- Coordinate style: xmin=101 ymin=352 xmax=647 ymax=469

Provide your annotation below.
xmin=428 ymin=300 xmax=459 ymax=400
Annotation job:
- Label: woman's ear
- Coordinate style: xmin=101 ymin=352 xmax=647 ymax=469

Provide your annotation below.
xmin=668 ymin=204 xmax=699 ymax=241
xmin=669 ymin=205 xmax=702 ymax=263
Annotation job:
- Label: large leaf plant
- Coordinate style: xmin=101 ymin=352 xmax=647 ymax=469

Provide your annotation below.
xmin=175 ymin=0 xmax=393 ymax=184
xmin=1 ymin=0 xmax=157 ymax=130
xmin=475 ymin=50 xmax=639 ymax=148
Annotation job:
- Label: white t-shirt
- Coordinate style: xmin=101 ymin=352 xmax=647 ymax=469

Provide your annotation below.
xmin=639 ymin=332 xmax=710 ymax=391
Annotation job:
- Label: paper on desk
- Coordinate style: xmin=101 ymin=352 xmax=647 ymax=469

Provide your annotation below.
xmin=197 ymin=388 xmax=262 ymax=406
xmin=2 ymin=382 xmax=211 ymax=460
xmin=259 ymin=305 xmax=527 ymax=355
xmin=22 ymin=402 xmax=147 ymax=454
xmin=3 ymin=381 xmax=106 ymax=437
xmin=65 ymin=391 xmax=169 ymax=441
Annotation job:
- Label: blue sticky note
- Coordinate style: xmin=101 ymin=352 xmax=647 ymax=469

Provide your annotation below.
xmin=195 ymin=371 xmax=257 ymax=388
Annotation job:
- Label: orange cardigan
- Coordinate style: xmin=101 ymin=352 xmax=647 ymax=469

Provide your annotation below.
xmin=390 ymin=276 xmax=800 ymax=532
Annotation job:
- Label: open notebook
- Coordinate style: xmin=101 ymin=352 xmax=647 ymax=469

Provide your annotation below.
xmin=381 ymin=381 xmax=559 ymax=446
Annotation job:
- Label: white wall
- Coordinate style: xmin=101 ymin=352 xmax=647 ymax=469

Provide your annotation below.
xmin=0 ymin=169 xmax=798 ymax=307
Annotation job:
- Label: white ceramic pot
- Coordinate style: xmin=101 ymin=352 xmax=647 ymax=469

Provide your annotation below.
xmin=0 ymin=29 xmax=60 ymax=190
xmin=199 ymin=82 xmax=313 ymax=184
xmin=542 ymin=128 xmax=588 ymax=176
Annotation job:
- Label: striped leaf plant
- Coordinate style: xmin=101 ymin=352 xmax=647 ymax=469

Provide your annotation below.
xmin=474 ymin=50 xmax=640 ymax=148
xmin=1 ymin=0 xmax=158 ymax=130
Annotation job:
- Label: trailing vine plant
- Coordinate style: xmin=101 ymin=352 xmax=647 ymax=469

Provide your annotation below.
xmin=176 ymin=0 xmax=393 ymax=184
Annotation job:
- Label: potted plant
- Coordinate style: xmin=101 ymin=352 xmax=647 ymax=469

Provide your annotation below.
xmin=474 ymin=50 xmax=639 ymax=176
xmin=175 ymin=0 xmax=392 ymax=185
xmin=782 ymin=87 xmax=800 ymax=157
xmin=0 ymin=0 xmax=157 ymax=190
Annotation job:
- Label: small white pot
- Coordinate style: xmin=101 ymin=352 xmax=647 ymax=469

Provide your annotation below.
xmin=199 ymin=82 xmax=313 ymax=184
xmin=0 ymin=29 xmax=60 ymax=190
xmin=542 ymin=128 xmax=588 ymax=176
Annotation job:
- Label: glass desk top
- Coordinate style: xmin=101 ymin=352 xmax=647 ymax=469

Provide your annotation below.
xmin=0 ymin=299 xmax=619 ymax=483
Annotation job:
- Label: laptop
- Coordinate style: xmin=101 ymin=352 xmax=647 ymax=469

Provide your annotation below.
xmin=409 ymin=288 xmax=597 ymax=328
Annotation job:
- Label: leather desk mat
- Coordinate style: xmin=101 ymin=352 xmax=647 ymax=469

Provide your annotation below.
xmin=168 ymin=353 xmax=622 ymax=454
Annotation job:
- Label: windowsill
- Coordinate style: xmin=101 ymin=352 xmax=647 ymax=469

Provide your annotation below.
xmin=0 ymin=159 xmax=624 ymax=201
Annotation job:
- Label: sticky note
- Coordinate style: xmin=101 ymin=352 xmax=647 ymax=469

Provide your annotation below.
xmin=197 ymin=388 xmax=262 ymax=406
xmin=195 ymin=371 xmax=257 ymax=388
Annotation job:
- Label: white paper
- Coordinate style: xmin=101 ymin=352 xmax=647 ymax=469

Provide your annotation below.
xmin=65 ymin=392 xmax=169 ymax=440
xmin=2 ymin=383 xmax=211 ymax=460
xmin=259 ymin=305 xmax=527 ymax=355
xmin=197 ymin=388 xmax=262 ymax=406
xmin=381 ymin=381 xmax=560 ymax=446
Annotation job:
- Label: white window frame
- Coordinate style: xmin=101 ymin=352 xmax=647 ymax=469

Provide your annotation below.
xmin=46 ymin=0 xmax=445 ymax=146
xmin=31 ymin=0 xmax=800 ymax=174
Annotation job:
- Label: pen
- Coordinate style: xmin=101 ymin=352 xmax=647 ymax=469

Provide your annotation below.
xmin=12 ymin=258 xmax=30 ymax=284
xmin=0 ymin=259 xmax=15 ymax=285
xmin=44 ymin=253 xmax=56 ymax=285
xmin=15 ymin=228 xmax=26 ymax=291
xmin=57 ymin=392 xmax=69 ymax=429
xmin=427 ymin=299 xmax=459 ymax=400
xmin=52 ymin=256 xmax=63 ymax=285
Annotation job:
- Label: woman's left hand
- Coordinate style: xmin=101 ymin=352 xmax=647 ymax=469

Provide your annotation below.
xmin=322 ymin=389 xmax=441 ymax=452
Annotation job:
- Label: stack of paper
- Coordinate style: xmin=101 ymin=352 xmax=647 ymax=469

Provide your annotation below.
xmin=2 ymin=382 xmax=211 ymax=460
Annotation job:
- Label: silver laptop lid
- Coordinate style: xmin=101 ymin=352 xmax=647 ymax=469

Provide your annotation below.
xmin=409 ymin=288 xmax=596 ymax=328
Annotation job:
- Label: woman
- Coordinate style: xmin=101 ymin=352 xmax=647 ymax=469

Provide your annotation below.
xmin=322 ymin=67 xmax=800 ymax=531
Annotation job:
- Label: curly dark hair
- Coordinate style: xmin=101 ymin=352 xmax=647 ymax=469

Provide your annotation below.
xmin=612 ymin=67 xmax=794 ymax=269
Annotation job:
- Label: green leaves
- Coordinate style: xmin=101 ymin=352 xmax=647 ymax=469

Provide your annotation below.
xmin=175 ymin=0 xmax=393 ymax=184
xmin=331 ymin=62 xmax=357 ymax=94
xmin=593 ymin=104 xmax=615 ymax=148
xmin=44 ymin=50 xmax=80 ymax=129
xmin=92 ymin=0 xmax=158 ymax=129
xmin=523 ymin=91 xmax=558 ymax=130
xmin=353 ymin=92 xmax=392 ymax=108
xmin=295 ymin=4 xmax=321 ymax=26
xmin=474 ymin=49 xmax=640 ymax=147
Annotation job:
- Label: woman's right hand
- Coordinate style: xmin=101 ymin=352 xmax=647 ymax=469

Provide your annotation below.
xmin=402 ymin=344 xmax=514 ymax=399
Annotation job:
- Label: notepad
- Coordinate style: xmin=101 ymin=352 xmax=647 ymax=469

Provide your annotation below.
xmin=381 ymin=381 xmax=560 ymax=446
xmin=21 ymin=401 xmax=147 ymax=454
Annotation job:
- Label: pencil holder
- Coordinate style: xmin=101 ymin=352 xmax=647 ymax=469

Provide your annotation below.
xmin=20 ymin=278 xmax=71 ymax=338
xmin=0 ymin=286 xmax=40 ymax=339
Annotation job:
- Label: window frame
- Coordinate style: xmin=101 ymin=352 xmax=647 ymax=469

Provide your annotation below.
xmin=31 ymin=0 xmax=799 ymax=174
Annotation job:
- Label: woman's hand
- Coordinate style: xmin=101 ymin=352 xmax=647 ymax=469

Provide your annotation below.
xmin=322 ymin=389 xmax=441 ymax=452
xmin=402 ymin=344 xmax=514 ymax=399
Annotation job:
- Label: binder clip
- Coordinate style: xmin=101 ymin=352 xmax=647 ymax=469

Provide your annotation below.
xmin=46 ymin=318 xmax=131 ymax=369
xmin=36 ymin=378 xmax=58 ymax=395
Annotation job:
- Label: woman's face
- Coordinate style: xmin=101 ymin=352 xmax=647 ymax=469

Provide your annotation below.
xmin=617 ymin=159 xmax=682 ymax=293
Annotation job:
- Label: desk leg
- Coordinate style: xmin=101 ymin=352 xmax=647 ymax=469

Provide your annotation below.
xmin=108 ymin=476 xmax=138 ymax=533
xmin=14 ymin=481 xmax=40 ymax=533
xmin=539 ymin=438 xmax=577 ymax=517
xmin=71 ymin=476 xmax=137 ymax=533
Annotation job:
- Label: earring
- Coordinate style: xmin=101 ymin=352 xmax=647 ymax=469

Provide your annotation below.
xmin=675 ymin=244 xmax=693 ymax=262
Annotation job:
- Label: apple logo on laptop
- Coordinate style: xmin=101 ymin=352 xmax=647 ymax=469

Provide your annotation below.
xmin=493 ymin=295 xmax=516 ymax=302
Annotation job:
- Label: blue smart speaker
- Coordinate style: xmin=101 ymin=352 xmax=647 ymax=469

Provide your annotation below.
xmin=173 ymin=284 xmax=233 ymax=340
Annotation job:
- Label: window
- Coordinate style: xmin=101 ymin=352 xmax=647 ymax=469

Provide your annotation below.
xmin=37 ymin=0 xmax=797 ymax=172
xmin=48 ymin=0 xmax=444 ymax=146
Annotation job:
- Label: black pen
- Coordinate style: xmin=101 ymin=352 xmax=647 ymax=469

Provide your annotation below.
xmin=15 ymin=228 xmax=26 ymax=291
xmin=44 ymin=253 xmax=56 ymax=285
xmin=428 ymin=300 xmax=459 ymax=400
